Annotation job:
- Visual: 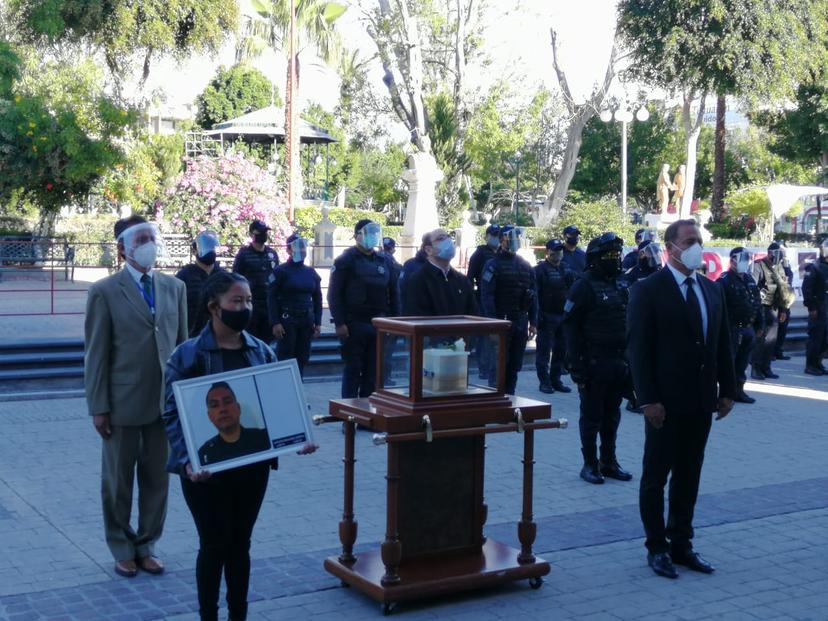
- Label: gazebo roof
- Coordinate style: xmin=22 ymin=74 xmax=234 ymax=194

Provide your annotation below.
xmin=205 ymin=105 xmax=337 ymax=145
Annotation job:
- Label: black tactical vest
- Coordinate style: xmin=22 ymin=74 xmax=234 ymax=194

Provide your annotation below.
xmin=719 ymin=272 xmax=755 ymax=327
xmin=537 ymin=261 xmax=570 ymax=314
xmin=583 ymin=273 xmax=627 ymax=349
xmin=493 ymin=253 xmax=533 ymax=316
xmin=343 ymin=248 xmax=392 ymax=317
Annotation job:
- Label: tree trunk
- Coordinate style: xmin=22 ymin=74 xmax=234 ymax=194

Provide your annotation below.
xmin=710 ymin=93 xmax=726 ymax=221
xmin=541 ymin=113 xmax=589 ymax=225
xmin=680 ymin=92 xmax=707 ymax=219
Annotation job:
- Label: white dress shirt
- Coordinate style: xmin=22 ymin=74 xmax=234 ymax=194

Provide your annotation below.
xmin=666 ymin=262 xmax=708 ymax=342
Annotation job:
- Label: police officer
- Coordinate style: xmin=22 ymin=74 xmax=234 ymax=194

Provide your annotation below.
xmin=750 ymin=242 xmax=793 ymax=380
xmin=717 ymin=248 xmax=763 ymax=403
xmin=480 ymin=225 xmax=538 ymax=395
xmin=621 ymin=228 xmax=648 ymax=270
xmin=467 ymin=224 xmax=500 ymax=380
xmin=563 ymin=232 xmax=632 ymax=485
xmin=328 ymin=219 xmax=401 ymax=398
xmin=232 ymin=220 xmax=280 ymax=343
xmin=561 ymin=224 xmax=587 ymax=275
xmin=382 ymin=237 xmax=402 ymax=281
xmin=623 ymin=239 xmax=663 ymax=285
xmin=175 ymin=230 xmax=224 ymax=336
xmin=381 ymin=236 xmax=402 ymax=383
xmin=268 ymin=234 xmax=322 ymax=378
xmin=399 ymin=233 xmax=430 ymax=312
xmin=774 ymin=246 xmax=795 ymax=360
xmin=534 ymin=239 xmax=575 ymax=394
xmin=803 ymin=239 xmax=828 ymax=375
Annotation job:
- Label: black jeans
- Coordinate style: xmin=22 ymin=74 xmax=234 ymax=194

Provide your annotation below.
xmin=339 ymin=320 xmax=377 ymax=398
xmin=535 ymin=312 xmax=565 ymax=385
xmin=639 ymin=410 xmax=712 ymax=555
xmin=181 ymin=462 xmax=270 ymax=621
xmin=750 ymin=306 xmax=777 ymax=373
xmin=577 ymin=357 xmax=626 ymax=463
xmin=276 ymin=316 xmax=314 ymax=377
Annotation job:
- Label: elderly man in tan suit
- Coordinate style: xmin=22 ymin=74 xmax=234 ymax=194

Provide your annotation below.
xmin=85 ymin=215 xmax=187 ymax=578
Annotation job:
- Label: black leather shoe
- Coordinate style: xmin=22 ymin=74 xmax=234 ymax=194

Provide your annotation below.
xmin=763 ymin=370 xmax=780 ymax=379
xmin=647 ymin=553 xmax=678 ymax=579
xmin=538 ymin=383 xmax=555 ymax=394
xmin=600 ymin=460 xmax=633 ymax=481
xmin=671 ymin=551 xmax=715 ymax=574
xmin=579 ymin=463 xmax=604 ymax=484
xmin=750 ymin=368 xmax=765 ymax=380
xmin=734 ymin=392 xmax=755 ymax=404
xmin=775 ymin=353 xmax=791 ymax=361
xmin=550 ymin=382 xmax=572 ymax=393
xmin=805 ymin=366 xmax=825 ymax=376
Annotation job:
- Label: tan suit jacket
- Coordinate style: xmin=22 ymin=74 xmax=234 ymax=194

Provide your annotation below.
xmin=85 ymin=268 xmax=188 ymax=426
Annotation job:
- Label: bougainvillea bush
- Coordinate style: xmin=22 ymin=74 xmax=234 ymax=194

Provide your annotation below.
xmin=155 ymin=153 xmax=292 ymax=251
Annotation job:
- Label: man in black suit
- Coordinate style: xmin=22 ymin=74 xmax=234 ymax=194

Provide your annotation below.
xmin=627 ymin=219 xmax=736 ymax=580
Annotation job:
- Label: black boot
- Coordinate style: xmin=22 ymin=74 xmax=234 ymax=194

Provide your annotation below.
xmin=550 ymin=380 xmax=572 ymax=393
xmin=538 ymin=381 xmax=555 ymax=394
xmin=580 ymin=448 xmax=604 ymax=484
xmin=734 ymin=382 xmax=755 ymax=404
xmin=599 ymin=459 xmax=633 ymax=481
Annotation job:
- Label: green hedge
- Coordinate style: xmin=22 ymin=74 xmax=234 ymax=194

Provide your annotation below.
xmin=293 ymin=206 xmax=388 ymax=238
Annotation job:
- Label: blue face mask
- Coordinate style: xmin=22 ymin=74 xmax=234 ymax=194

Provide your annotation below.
xmin=434 ymin=238 xmax=456 ymax=261
xmin=486 ymin=235 xmax=499 ymax=249
xmin=292 ymin=249 xmax=305 ymax=262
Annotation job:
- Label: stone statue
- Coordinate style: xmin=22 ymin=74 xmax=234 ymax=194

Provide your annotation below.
xmin=399 ymin=150 xmax=443 ymax=261
xmin=656 ymin=163 xmax=675 ymax=213
xmin=671 ymin=164 xmax=686 ymax=207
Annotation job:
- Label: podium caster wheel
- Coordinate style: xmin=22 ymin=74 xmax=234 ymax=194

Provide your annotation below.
xmin=529 ymin=576 xmax=544 ymax=590
xmin=382 ymin=602 xmax=396 ymax=615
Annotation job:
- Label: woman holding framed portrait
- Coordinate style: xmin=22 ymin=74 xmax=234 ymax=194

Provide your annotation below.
xmin=163 ymin=271 xmax=316 ymax=621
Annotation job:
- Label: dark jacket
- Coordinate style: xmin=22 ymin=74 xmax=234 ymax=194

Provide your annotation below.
xmin=232 ymin=244 xmax=280 ymax=316
xmin=175 ymin=262 xmax=225 ymax=336
xmin=267 ymin=259 xmax=323 ymax=326
xmin=535 ymin=260 xmax=576 ymax=315
xmin=467 ymin=244 xmax=497 ymax=293
xmin=403 ymin=261 xmax=478 ymax=316
xmin=327 ymin=246 xmax=400 ymax=326
xmin=399 ymin=250 xmax=428 ymax=310
xmin=802 ymin=260 xmax=828 ymax=312
xmin=163 ymin=323 xmax=276 ymax=475
xmin=561 ymin=247 xmax=587 ymax=275
xmin=627 ymin=267 xmax=736 ymax=415
xmin=717 ymin=270 xmax=763 ymax=331
xmin=480 ymin=251 xmax=538 ymax=326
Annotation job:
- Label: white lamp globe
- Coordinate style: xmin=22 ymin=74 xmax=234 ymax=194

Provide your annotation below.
xmin=636 ymin=107 xmax=650 ymax=122
xmin=599 ymin=109 xmax=613 ymax=123
xmin=614 ymin=109 xmax=633 ymax=123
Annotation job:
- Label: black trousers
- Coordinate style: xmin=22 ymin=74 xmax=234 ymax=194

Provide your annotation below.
xmin=339 ymin=320 xmax=377 ymax=398
xmin=535 ymin=312 xmax=565 ymax=385
xmin=276 ymin=316 xmax=314 ymax=377
xmin=806 ymin=308 xmax=828 ymax=368
xmin=181 ymin=463 xmax=270 ymax=621
xmin=774 ymin=310 xmax=790 ymax=356
xmin=577 ymin=357 xmax=626 ymax=463
xmin=639 ymin=411 xmax=712 ymax=555
xmin=488 ymin=315 xmax=528 ymax=395
xmin=729 ymin=325 xmax=755 ymax=386
xmin=750 ymin=306 xmax=777 ymax=373
xmin=248 ymin=309 xmax=272 ymax=345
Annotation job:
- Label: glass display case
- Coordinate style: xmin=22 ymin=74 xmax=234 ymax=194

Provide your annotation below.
xmin=372 ymin=316 xmax=512 ymax=409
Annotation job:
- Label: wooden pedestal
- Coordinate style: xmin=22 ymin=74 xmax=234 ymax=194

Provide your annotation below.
xmin=323 ymin=396 xmax=563 ymax=614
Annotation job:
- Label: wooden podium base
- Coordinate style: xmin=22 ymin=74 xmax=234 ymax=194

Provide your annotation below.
xmin=325 ymin=539 xmax=550 ymax=612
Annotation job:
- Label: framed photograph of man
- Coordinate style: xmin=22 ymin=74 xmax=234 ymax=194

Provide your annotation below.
xmin=172 ymin=360 xmax=314 ymax=474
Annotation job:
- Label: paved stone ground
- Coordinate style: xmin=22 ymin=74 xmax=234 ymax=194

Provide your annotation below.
xmin=1 ymin=356 xmax=827 ymax=620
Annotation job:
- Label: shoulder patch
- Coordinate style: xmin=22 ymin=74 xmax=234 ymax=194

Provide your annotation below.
xmin=482 ymin=268 xmax=494 ymax=282
xmin=564 ymin=299 xmax=575 ymax=313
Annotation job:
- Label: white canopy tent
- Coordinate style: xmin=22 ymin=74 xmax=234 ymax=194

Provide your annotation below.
xmin=765 ymin=184 xmax=827 ymax=220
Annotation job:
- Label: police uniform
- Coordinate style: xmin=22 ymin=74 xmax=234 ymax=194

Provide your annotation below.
xmin=232 ymin=244 xmax=280 ymax=342
xmin=775 ymin=262 xmax=795 ymax=359
xmin=327 ymin=246 xmax=400 ymax=398
xmin=561 ymin=247 xmax=587 ymax=275
xmin=750 ymin=257 xmax=791 ymax=379
xmin=267 ymin=259 xmax=323 ymax=377
xmin=717 ymin=270 xmax=763 ymax=398
xmin=399 ymin=250 xmax=427 ymax=312
xmin=175 ymin=263 xmax=225 ymax=336
xmin=803 ymin=258 xmax=828 ymax=373
xmin=534 ymin=259 xmax=575 ymax=391
xmin=467 ymin=243 xmax=498 ymax=379
xmin=480 ymin=250 xmax=538 ymax=395
xmin=563 ymin=238 xmax=631 ymax=483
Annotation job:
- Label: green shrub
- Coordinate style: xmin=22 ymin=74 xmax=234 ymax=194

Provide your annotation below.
xmin=293 ymin=206 xmax=388 ymax=238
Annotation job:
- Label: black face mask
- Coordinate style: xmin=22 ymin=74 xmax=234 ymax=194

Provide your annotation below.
xmin=598 ymin=256 xmax=621 ymax=278
xmin=253 ymin=232 xmax=268 ymax=244
xmin=198 ymin=251 xmax=216 ymax=266
xmin=565 ymin=236 xmax=579 ymax=246
xmin=219 ymin=307 xmax=251 ymax=332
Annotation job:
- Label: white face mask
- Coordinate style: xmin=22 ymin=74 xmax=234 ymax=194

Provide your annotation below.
xmin=131 ymin=242 xmax=157 ymax=270
xmin=674 ymin=242 xmax=703 ymax=271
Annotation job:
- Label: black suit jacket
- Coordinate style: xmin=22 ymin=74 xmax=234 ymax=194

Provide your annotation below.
xmin=626 ymin=267 xmax=736 ymax=415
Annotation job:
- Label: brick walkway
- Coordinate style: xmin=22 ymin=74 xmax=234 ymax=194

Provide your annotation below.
xmin=1 ymin=358 xmax=827 ymax=620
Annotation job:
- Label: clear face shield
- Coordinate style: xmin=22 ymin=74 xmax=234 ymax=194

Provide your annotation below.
xmin=640 ymin=229 xmax=656 ymax=243
xmin=733 ymin=250 xmax=752 ymax=274
xmin=547 ymin=249 xmax=563 ymax=264
xmin=503 ymin=228 xmax=523 ymax=253
xmin=195 ymin=231 xmax=220 ymax=258
xmin=118 ymin=222 xmax=165 ymax=269
xmin=290 ymin=237 xmax=309 ymax=262
xmin=641 ymin=243 xmax=664 ymax=269
xmin=357 ymin=222 xmax=382 ymax=250
xmin=769 ymin=249 xmax=784 ymax=264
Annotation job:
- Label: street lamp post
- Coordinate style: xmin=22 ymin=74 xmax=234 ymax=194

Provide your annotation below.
xmin=513 ymin=150 xmax=522 ymax=221
xmin=600 ymin=105 xmax=649 ymax=213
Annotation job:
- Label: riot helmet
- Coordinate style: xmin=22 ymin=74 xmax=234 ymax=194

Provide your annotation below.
xmin=586 ymin=232 xmax=623 ymax=277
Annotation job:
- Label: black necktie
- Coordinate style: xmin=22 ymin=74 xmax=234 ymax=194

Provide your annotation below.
xmin=140 ymin=274 xmax=154 ymax=309
xmin=684 ymin=277 xmax=703 ymax=342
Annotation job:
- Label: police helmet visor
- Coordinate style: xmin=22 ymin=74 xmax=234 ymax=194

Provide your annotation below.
xmin=195 ymin=231 xmax=220 ymax=257
xmin=358 ymin=222 xmax=382 ymax=237
xmin=640 ymin=228 xmax=656 ymax=243
xmin=290 ymin=237 xmax=309 ymax=254
xmin=770 ymin=249 xmax=784 ymax=263
xmin=642 ymin=243 xmax=664 ymax=268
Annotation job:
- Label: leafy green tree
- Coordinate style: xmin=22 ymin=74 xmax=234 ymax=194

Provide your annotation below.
xmin=10 ymin=0 xmax=239 ymax=91
xmin=0 ymin=43 xmax=133 ymax=231
xmin=195 ymin=64 xmax=278 ymax=129
xmin=617 ymin=0 xmax=828 ymax=219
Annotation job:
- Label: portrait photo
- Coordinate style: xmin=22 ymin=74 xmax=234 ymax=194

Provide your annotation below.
xmin=172 ymin=360 xmax=313 ymax=473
